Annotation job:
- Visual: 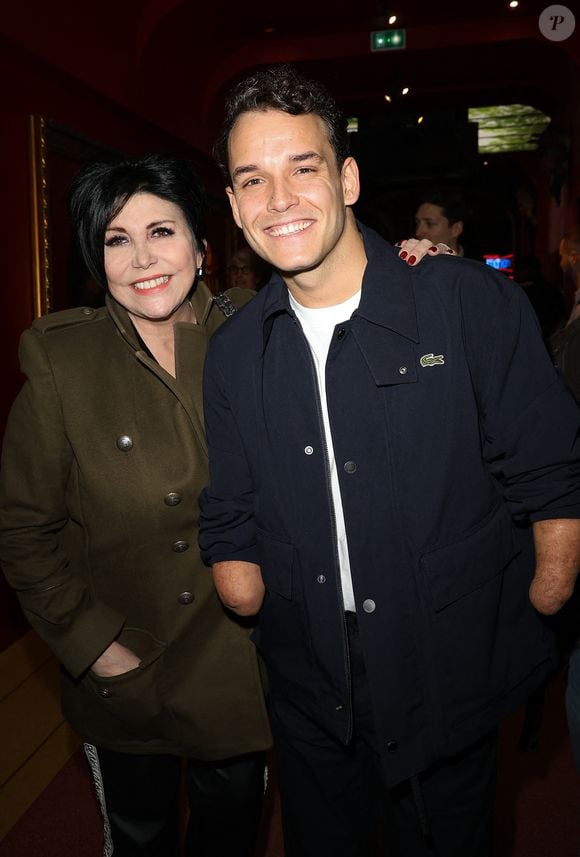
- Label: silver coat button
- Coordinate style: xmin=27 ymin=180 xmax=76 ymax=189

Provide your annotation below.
xmin=116 ymin=435 xmax=133 ymax=451
xmin=304 ymin=446 xmax=314 ymax=455
xmin=81 ymin=307 xmax=94 ymax=316
xmin=164 ymin=492 xmax=182 ymax=506
xmin=317 ymin=574 xmax=326 ymax=584
xmin=177 ymin=591 xmax=195 ymax=605
xmin=362 ymin=599 xmax=376 ymax=613
xmin=172 ymin=540 xmax=189 ymax=552
xmin=99 ymin=687 xmax=112 ymax=698
xmin=344 ymin=460 xmax=357 ymax=474
xmin=399 ymin=366 xmax=408 ymax=375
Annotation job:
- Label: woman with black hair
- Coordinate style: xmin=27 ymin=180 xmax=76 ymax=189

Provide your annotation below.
xmin=0 ymin=153 xmax=271 ymax=857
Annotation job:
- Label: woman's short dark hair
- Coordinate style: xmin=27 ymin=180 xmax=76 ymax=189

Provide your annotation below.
xmin=68 ymin=153 xmax=207 ymax=288
xmin=213 ymin=64 xmax=350 ymax=184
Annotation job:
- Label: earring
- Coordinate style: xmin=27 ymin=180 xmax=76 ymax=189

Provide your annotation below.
xmin=196 ymin=266 xmax=204 ymax=277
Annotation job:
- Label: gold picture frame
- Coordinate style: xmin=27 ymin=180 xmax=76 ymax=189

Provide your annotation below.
xmin=28 ymin=115 xmax=118 ymax=317
xmin=29 ymin=115 xmax=50 ymax=317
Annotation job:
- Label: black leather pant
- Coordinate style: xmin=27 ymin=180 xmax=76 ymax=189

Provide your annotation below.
xmin=88 ymin=746 xmax=265 ymax=857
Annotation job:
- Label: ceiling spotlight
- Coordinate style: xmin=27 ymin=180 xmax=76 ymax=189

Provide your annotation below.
xmin=509 ymin=0 xmax=518 ymax=7
xmin=388 ymin=14 xmax=397 ymax=24
xmin=384 ymin=94 xmax=392 ymax=103
xmin=417 ymin=115 xmax=424 ymax=124
xmin=401 ymin=86 xmax=410 ymax=95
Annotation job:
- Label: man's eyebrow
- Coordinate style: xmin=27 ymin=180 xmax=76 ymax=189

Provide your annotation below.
xmin=290 ymin=151 xmax=324 ymax=164
xmin=232 ymin=151 xmax=325 ymax=182
xmin=232 ymin=164 xmax=259 ymax=181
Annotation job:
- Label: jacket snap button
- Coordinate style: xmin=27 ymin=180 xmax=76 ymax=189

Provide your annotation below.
xmin=335 ymin=704 xmax=344 ymax=711
xmin=164 ymin=492 xmax=182 ymax=506
xmin=337 ymin=328 xmax=346 ymax=340
xmin=386 ymin=740 xmax=398 ymax=753
xmin=116 ymin=435 xmax=133 ymax=451
xmin=344 ymin=460 xmax=357 ymax=474
xmin=304 ymin=446 xmax=314 ymax=455
xmin=172 ymin=540 xmax=189 ymax=552
xmin=99 ymin=687 xmax=112 ymax=698
xmin=81 ymin=307 xmax=94 ymax=316
xmin=317 ymin=574 xmax=326 ymax=584
xmin=362 ymin=598 xmax=376 ymax=613
xmin=399 ymin=366 xmax=408 ymax=375
xmin=177 ymin=591 xmax=195 ymax=605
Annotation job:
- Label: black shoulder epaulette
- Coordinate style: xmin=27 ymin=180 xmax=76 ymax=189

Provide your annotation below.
xmin=212 ymin=292 xmax=239 ymax=319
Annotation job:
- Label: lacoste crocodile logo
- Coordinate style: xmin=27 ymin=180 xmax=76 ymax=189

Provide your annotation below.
xmin=420 ymin=353 xmax=445 ymax=367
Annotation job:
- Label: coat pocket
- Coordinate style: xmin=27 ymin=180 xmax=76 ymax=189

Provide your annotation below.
xmin=84 ymin=627 xmax=167 ymax=740
xmin=420 ymin=503 xmax=519 ymax=612
xmin=418 ymin=504 xmax=537 ymax=729
xmin=256 ymin=529 xmax=295 ymax=599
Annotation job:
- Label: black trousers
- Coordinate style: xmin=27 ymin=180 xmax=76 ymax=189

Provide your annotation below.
xmin=85 ymin=745 xmax=265 ymax=857
xmin=270 ymin=612 xmax=497 ymax=857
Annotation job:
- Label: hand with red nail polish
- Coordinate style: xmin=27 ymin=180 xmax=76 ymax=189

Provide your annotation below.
xmin=398 ymin=237 xmax=449 ymax=266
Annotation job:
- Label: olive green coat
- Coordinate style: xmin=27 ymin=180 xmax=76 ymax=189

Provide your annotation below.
xmin=0 ymin=284 xmax=272 ymax=759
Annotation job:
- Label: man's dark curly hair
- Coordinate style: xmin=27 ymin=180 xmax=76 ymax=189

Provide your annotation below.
xmin=213 ymin=64 xmax=350 ymax=184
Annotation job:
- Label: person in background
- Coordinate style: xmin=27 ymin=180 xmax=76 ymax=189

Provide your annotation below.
xmin=0 ymin=153 xmax=272 ymax=857
xmin=414 ymin=187 xmax=467 ymax=256
xmin=199 ymin=64 xmax=580 ymax=857
xmin=227 ymin=243 xmax=272 ymax=292
xmin=513 ymin=254 xmax=566 ymax=347
xmin=549 ymin=226 xmax=580 ymax=779
xmin=551 ymin=227 xmax=580 ymax=399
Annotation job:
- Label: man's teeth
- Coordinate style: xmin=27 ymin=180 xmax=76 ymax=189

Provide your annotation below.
xmin=133 ymin=275 xmax=169 ymax=290
xmin=268 ymin=221 xmax=311 ymax=237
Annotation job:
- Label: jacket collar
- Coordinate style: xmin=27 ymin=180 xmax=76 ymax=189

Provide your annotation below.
xmin=261 ymin=221 xmax=419 ymax=344
xmin=105 ymin=292 xmax=140 ymax=350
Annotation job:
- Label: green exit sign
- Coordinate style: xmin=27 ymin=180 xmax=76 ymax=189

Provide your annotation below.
xmin=370 ymin=28 xmax=406 ymax=51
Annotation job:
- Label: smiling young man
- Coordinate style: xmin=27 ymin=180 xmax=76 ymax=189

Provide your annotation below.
xmin=199 ymin=65 xmax=580 ymax=857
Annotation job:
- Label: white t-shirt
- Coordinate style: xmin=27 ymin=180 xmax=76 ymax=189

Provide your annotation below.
xmin=289 ymin=289 xmax=361 ymax=612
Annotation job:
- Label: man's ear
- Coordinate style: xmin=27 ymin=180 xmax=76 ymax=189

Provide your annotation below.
xmin=451 ymin=220 xmax=464 ymax=240
xmin=226 ymin=187 xmax=242 ymax=229
xmin=341 ymin=157 xmax=361 ymax=206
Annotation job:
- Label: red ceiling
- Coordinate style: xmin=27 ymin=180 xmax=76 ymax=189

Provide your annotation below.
xmin=2 ymin=0 xmax=578 ymax=154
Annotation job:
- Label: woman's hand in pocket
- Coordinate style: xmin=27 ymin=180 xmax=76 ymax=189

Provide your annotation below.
xmin=90 ymin=640 xmax=141 ymax=677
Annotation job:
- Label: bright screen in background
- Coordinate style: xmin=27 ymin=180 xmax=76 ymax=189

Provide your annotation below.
xmin=484 ymin=254 xmax=514 ymax=277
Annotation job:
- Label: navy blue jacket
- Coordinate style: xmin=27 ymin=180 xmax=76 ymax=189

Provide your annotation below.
xmin=199 ymin=224 xmax=580 ymax=785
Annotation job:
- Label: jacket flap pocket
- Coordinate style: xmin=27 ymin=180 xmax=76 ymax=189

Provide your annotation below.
xmin=420 ymin=504 xmax=518 ymax=612
xmin=256 ymin=530 xmax=295 ymax=600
